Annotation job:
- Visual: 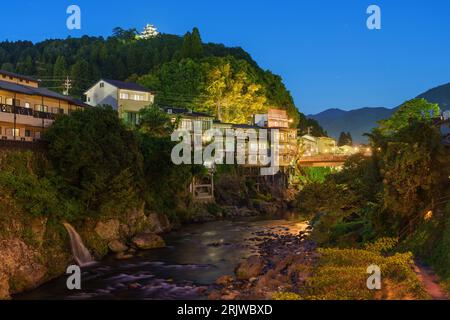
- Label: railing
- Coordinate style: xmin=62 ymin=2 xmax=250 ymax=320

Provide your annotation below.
xmin=0 ymin=103 xmax=56 ymax=120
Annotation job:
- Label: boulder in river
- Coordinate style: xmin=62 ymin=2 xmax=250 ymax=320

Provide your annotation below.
xmin=235 ymin=255 xmax=265 ymax=280
xmin=132 ymin=233 xmax=165 ymax=250
xmin=95 ymin=219 xmax=120 ymax=241
xmin=108 ymin=240 xmax=128 ymax=253
xmin=216 ymin=275 xmax=234 ymax=286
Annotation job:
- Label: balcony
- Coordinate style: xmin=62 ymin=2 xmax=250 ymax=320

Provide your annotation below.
xmin=0 ymin=104 xmax=56 ymax=127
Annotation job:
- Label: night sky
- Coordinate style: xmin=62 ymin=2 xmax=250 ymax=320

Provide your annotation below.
xmin=2 ymin=0 xmax=450 ymax=114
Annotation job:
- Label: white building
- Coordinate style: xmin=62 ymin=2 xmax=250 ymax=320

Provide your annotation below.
xmin=85 ymin=79 xmax=155 ymax=125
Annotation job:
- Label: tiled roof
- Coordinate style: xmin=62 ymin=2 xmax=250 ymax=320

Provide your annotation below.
xmin=0 ymin=70 xmax=37 ymax=82
xmin=0 ymin=80 xmax=88 ymax=107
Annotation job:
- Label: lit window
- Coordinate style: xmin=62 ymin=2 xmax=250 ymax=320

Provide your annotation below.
xmin=120 ymin=92 xmax=129 ymax=100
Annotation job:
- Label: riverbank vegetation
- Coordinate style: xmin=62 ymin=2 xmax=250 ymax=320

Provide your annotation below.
xmin=295 ymin=98 xmax=450 ymax=296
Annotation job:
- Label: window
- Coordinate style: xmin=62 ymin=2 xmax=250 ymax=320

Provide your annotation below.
xmin=126 ymin=112 xmax=139 ymax=125
xmin=5 ymin=98 xmax=13 ymax=105
xmin=132 ymin=94 xmax=146 ymax=101
xmin=100 ymin=82 xmax=104 ymax=88
xmin=87 ymin=97 xmax=91 ymax=102
xmin=181 ymin=120 xmax=193 ymax=131
xmin=35 ymin=105 xmax=48 ymax=112
xmin=25 ymin=130 xmax=31 ymax=137
xmin=120 ymin=92 xmax=129 ymax=100
xmin=12 ymin=128 xmax=19 ymax=137
xmin=25 ymin=102 xmax=30 ymax=108
xmin=14 ymin=99 xmax=20 ymax=107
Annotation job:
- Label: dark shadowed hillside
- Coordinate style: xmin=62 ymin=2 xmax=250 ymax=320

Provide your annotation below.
xmin=416 ymin=82 xmax=450 ymax=111
xmin=309 ymin=107 xmax=393 ymax=143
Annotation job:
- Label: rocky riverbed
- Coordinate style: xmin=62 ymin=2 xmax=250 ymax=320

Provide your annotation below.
xmin=16 ymin=217 xmax=310 ymax=300
xmin=208 ymin=225 xmax=316 ymax=300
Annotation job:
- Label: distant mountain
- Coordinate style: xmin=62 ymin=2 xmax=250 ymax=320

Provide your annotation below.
xmin=309 ymin=82 xmax=450 ymax=143
xmin=416 ymin=82 xmax=450 ymax=111
xmin=309 ymin=107 xmax=393 ymax=143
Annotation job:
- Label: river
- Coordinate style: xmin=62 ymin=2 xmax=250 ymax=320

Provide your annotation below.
xmin=17 ymin=216 xmax=307 ymax=300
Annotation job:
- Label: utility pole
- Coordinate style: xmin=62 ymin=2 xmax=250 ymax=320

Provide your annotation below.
xmin=63 ymin=76 xmax=72 ymax=96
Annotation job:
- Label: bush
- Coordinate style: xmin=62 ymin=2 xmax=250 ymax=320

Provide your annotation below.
xmin=44 ymin=107 xmax=144 ymax=217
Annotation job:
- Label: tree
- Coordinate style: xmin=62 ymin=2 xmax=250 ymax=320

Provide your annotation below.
xmin=190 ymin=27 xmax=204 ymax=59
xmin=181 ymin=28 xmax=204 ymax=59
xmin=204 ymin=60 xmax=267 ymax=123
xmin=297 ymin=112 xmax=326 ymax=136
xmin=70 ymin=58 xmax=90 ymax=97
xmin=1 ymin=62 xmax=14 ymax=72
xmin=379 ymin=98 xmax=440 ymax=134
xmin=338 ymin=132 xmax=353 ymax=146
xmin=138 ymin=105 xmax=176 ymax=137
xmin=181 ymin=32 xmax=193 ymax=59
xmin=44 ymin=107 xmax=144 ymax=216
xmin=53 ymin=56 xmax=67 ymax=93
xmin=112 ymin=27 xmax=138 ymax=41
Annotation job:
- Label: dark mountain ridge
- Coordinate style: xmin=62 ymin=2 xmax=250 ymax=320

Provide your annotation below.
xmin=309 ymin=82 xmax=450 ymax=143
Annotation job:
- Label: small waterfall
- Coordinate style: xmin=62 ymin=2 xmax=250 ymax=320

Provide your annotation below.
xmin=63 ymin=222 xmax=95 ymax=267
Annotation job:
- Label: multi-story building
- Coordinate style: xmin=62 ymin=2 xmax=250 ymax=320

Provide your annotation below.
xmin=316 ymin=136 xmax=337 ymax=154
xmin=254 ymin=108 xmax=291 ymax=128
xmin=164 ymin=107 xmax=214 ymax=132
xmin=0 ymin=70 xmax=87 ymax=141
xmin=85 ymin=79 xmax=155 ymax=125
xmin=300 ymin=134 xmax=319 ymax=156
xmin=253 ymin=109 xmax=297 ymax=167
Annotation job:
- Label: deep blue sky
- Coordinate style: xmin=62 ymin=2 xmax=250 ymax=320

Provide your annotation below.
xmin=2 ymin=0 xmax=450 ymax=114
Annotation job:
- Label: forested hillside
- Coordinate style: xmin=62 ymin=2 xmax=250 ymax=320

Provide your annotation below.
xmin=0 ymin=27 xmax=324 ymax=131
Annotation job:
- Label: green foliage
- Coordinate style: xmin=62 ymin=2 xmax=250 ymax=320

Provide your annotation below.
xmin=272 ymin=292 xmax=302 ymax=300
xmin=364 ymin=237 xmax=399 ymax=253
xmin=138 ymin=105 xmax=176 ymax=137
xmin=297 ymin=112 xmax=327 ymax=136
xmin=377 ymin=122 xmax=444 ymax=221
xmin=44 ymin=106 xmax=144 ymax=217
xmin=303 ymin=247 xmax=428 ymax=300
xmin=400 ymin=203 xmax=450 ymax=292
xmin=298 ymin=167 xmax=333 ymax=185
xmin=379 ymin=98 xmax=440 ymax=134
xmin=0 ymin=152 xmax=80 ymax=220
xmin=181 ymin=28 xmax=204 ymax=59
xmin=297 ymin=155 xmax=382 ymax=246
xmin=338 ymin=132 xmax=353 ymax=146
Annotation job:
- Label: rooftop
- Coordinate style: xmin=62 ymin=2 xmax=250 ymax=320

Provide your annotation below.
xmin=163 ymin=106 xmax=214 ymax=118
xmin=0 ymin=80 xmax=88 ymax=107
xmin=102 ymin=79 xmax=152 ymax=93
xmin=0 ymin=70 xmax=37 ymax=83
